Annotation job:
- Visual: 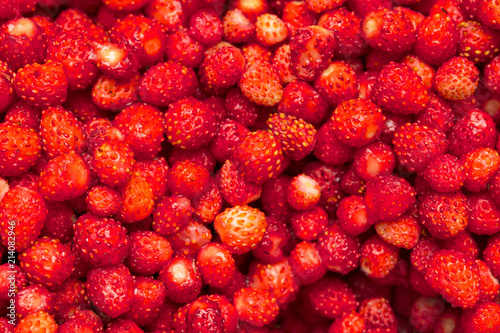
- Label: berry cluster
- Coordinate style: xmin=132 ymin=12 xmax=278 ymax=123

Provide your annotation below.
xmin=0 ymin=0 xmax=500 ymax=332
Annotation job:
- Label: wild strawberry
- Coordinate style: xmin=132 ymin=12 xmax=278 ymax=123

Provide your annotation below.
xmin=15 ymin=284 xmax=54 ymax=320
xmin=0 ymin=0 xmax=19 ymax=22
xmin=313 ymin=121 xmax=354 ymax=166
xmin=144 ymin=0 xmax=187 ymax=33
xmin=318 ymin=7 xmax=366 ymax=59
xmin=94 ymin=41 xmax=139 ymax=80
xmin=40 ymin=106 xmax=86 ymax=159
xmin=372 ymin=62 xmax=430 ymax=114
xmin=479 ymin=0 xmax=500 ymax=29
xmin=214 ymin=205 xmax=266 ymax=254
xmin=20 ymin=238 xmax=74 ymax=291
xmin=468 ymin=192 xmax=500 ymax=235
xmin=460 ymin=301 xmax=500 ymax=333
xmin=438 ymin=56 xmax=480 ymax=101
xmin=233 ymin=287 xmax=279 ymax=327
xmin=86 ymin=264 xmax=134 ymax=318
xmin=168 ymin=219 xmax=212 ymax=257
xmin=39 ymin=152 xmax=91 ymax=202
xmin=0 ymin=17 xmax=47 ymax=71
xmin=314 ymin=61 xmax=358 ymax=106
xmin=407 ymin=296 xmax=445 ymax=333
xmin=365 ymin=175 xmax=416 ymax=222
xmin=73 ymin=213 xmax=130 ymax=267
xmin=223 ymin=8 xmax=255 ymax=43
xmin=286 ymin=174 xmax=321 ymax=211
xmin=124 ymin=230 xmax=173 ymax=276
xmin=221 ymin=88 xmax=257 ymax=126
xmin=168 ymin=161 xmax=210 ymax=200
xmin=317 ymin=224 xmax=360 ymax=275
xmin=260 ymin=175 xmax=293 ymax=222
xmin=485 ymin=56 xmax=500 ymax=94
xmin=425 ymin=249 xmax=480 ymax=308
xmin=138 ymin=61 xmax=197 ymax=108
xmin=0 ymin=122 xmax=41 ymax=177
xmin=46 ymin=32 xmax=97 ymax=91
xmin=353 ymin=142 xmax=395 ymax=182
xmin=202 ymin=43 xmax=246 ymax=93
xmin=165 ymin=28 xmax=204 ymax=69
xmin=15 ymin=311 xmax=57 ymax=333
xmin=110 ymin=14 xmax=167 ymax=68
xmin=476 ymin=259 xmax=500 ymax=302
xmin=288 ymin=242 xmax=326 ymax=285
xmin=289 ymin=26 xmax=335 ymax=81
xmin=14 ymin=61 xmax=68 ymax=108
xmin=409 ymin=266 xmax=438 ymax=297
xmin=440 ymin=231 xmax=478 ymax=261
xmin=410 ymin=237 xmax=441 ymax=274
xmin=375 ymin=214 xmax=420 ymax=250
xmin=415 ymin=94 xmax=454 ymax=134
xmin=0 ymin=61 xmax=16 ymax=113
xmin=169 ymin=146 xmax=216 ymax=174
xmin=335 ymin=195 xmax=370 ymax=236
xmin=241 ymin=43 xmax=272 ymax=70
xmin=278 ymin=80 xmax=328 ymax=124
xmin=252 ymin=216 xmax=291 ymax=264
xmin=117 ymin=172 xmax=154 ymax=223
xmin=133 ymin=158 xmax=170 ymax=202
xmin=113 ymin=103 xmax=165 ymax=159
xmin=362 ymin=9 xmax=415 ymax=54
xmin=159 ymin=256 xmax=203 ymax=303
xmin=255 ymin=13 xmax=288 ymax=47
xmin=142 ymin=301 xmax=177 ymax=332
xmin=271 ymin=44 xmax=296 ymax=85
xmin=281 ymin=1 xmax=315 ymax=35
xmin=393 ymin=123 xmax=449 ymax=173
xmin=152 ymin=195 xmax=192 ymax=236
xmin=209 ymin=119 xmax=250 ymax=162
xmin=400 ymin=55 xmax=435 ymax=91
xmin=457 ymin=20 xmax=500 ymax=64
xmin=4 ymin=100 xmax=41 ymax=130
xmin=91 ymin=74 xmax=140 ymax=111
xmin=462 ymin=147 xmax=500 ymax=192
xmin=359 ymin=297 xmax=397 ymax=332
xmin=63 ymin=90 xmax=108 ymax=124
xmin=85 ymin=185 xmax=122 ymax=217
xmin=239 ymin=61 xmax=283 ymax=107
xmin=422 ymin=154 xmax=464 ymax=193
xmin=164 ymin=97 xmax=219 ymax=150
xmin=122 ymin=276 xmax=167 ymax=326
xmin=359 ymin=234 xmax=399 ymax=278
xmin=103 ymin=0 xmax=150 ymax=11
xmin=218 ymin=160 xmax=261 ymax=206
xmin=52 ymin=277 xmax=91 ymax=320
xmin=449 ymin=109 xmax=497 ymax=157
xmin=188 ymin=9 xmax=223 ymax=46
xmin=196 ymin=242 xmax=236 ymax=288
xmin=39 ymin=201 xmax=74 ymax=243
xmin=340 ymin=168 xmax=366 ymax=197
xmin=329 ymin=312 xmax=365 ymax=333
xmin=414 ymin=12 xmax=459 ymax=66
xmin=290 ymin=206 xmax=328 ymax=241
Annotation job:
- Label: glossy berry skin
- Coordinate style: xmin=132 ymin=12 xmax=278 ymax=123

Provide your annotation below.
xmin=364 ymin=175 xmax=416 ymax=222
xmin=20 ymin=238 xmax=75 ymax=291
xmin=289 ymin=241 xmax=327 ymax=285
xmin=168 ymin=161 xmax=210 ymax=200
xmin=85 ymin=185 xmax=122 ymax=217
xmin=359 ymin=297 xmax=398 ymax=332
xmin=239 ymin=61 xmax=283 ymax=107
xmin=423 ymin=154 xmax=465 ymax=193
xmin=462 ymin=147 xmax=500 ymax=192
xmin=14 ymin=311 xmax=58 ymax=333
xmin=468 ymin=193 xmax=500 ymax=235
xmin=287 ymin=174 xmax=321 ymax=211
xmin=461 ymin=301 xmax=500 ymax=333
xmin=233 ymin=288 xmax=279 ymax=327
xmin=125 ymin=230 xmax=173 ymax=276
xmin=277 ymin=80 xmax=328 ymax=124
xmin=73 ymin=213 xmax=130 ymax=268
xmin=92 ymin=139 xmax=135 ymax=188
xmin=425 ymin=249 xmax=480 ymax=308
xmin=313 ymin=121 xmax=354 ymax=166
xmin=196 ymin=242 xmax=236 ymax=288
xmin=290 ymin=206 xmax=329 ymax=241
xmin=375 ymin=214 xmax=420 ymax=250
xmin=360 ymin=234 xmax=400 ymax=279
xmin=153 ymin=195 xmax=192 ymax=236
xmin=159 ymin=256 xmax=203 ymax=304
xmin=435 ymin=56 xmax=480 ymax=101
xmin=118 ymin=173 xmax=155 ymax=224
xmin=317 ymin=224 xmax=360 ymax=275
xmin=372 ymin=62 xmax=430 ymax=115
xmin=219 ymin=159 xmax=262 ymax=206
xmin=0 ymin=122 xmax=41 ymax=177
xmin=86 ymin=264 xmax=134 ymax=318
xmin=314 ymin=61 xmax=358 ymax=106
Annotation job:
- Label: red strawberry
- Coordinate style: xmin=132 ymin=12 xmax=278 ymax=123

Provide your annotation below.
xmin=277 ymin=79 xmax=328 ymax=124
xmin=362 ymin=9 xmax=415 ymax=54
xmin=393 ymin=123 xmax=449 ymax=173
xmin=73 ymin=213 xmax=130 ymax=268
xmin=139 ymin=61 xmax=197 ymax=108
xmin=260 ymin=175 xmax=294 ymax=221
xmin=461 ymin=301 xmax=500 ymax=333
xmin=85 ymin=185 xmax=122 ymax=217
xmin=46 ymin=31 xmax=97 ymax=91
xmin=373 ymin=62 xmax=430 ymax=114
xmin=168 ymin=219 xmax=212 ymax=258
xmin=365 ymin=175 xmax=416 ymax=222
xmin=458 ymin=20 xmax=500 ymax=63
xmin=359 ymin=297 xmax=398 ymax=332
xmin=64 ymin=90 xmax=108 ymax=123
xmin=414 ymin=12 xmax=459 ymax=66
xmin=353 ymin=142 xmax=396 ymax=182
xmin=223 ymin=88 xmax=259 ymax=126
xmin=318 ymin=7 xmax=367 ymax=59
xmin=117 ymin=173 xmax=155 ymax=223
xmin=144 ymin=0 xmax=187 ymax=33
xmin=210 ymin=119 xmax=250 ymax=162
xmin=0 ymin=186 xmax=47 ymax=252
xmin=15 ymin=312 xmax=58 ymax=333
xmin=103 ymin=0 xmax=150 ymax=11
xmin=153 ymin=195 xmax=193 ymax=236
xmin=336 ymin=195 xmax=371 ymax=236
xmin=230 ymin=0 xmax=268 ymax=21
xmin=375 ymin=214 xmax=421 ymax=250
xmin=425 ymin=249 xmax=480 ymax=308
xmin=112 ymin=103 xmax=165 ymax=160
xmin=192 ymin=180 xmax=224 ymax=224
xmin=196 ymin=242 xmax=236 ymax=288
xmin=168 ymin=160 xmax=210 ymax=200
xmin=14 ymin=61 xmax=68 ymax=108
xmin=347 ymin=0 xmax=392 ymax=19
xmin=476 ymin=259 xmax=500 ymax=302
xmin=479 ymin=0 xmax=500 ymax=29
xmin=159 ymin=256 xmax=203 ymax=303
xmin=40 ymin=106 xmax=86 ymax=159
xmin=39 ymin=152 xmax=91 ymax=202
xmin=410 ymin=237 xmax=441 ymax=273
xmin=188 ymin=9 xmax=223 ymax=46
xmin=0 ymin=60 xmax=16 ymax=113
xmin=435 ymin=56 xmax=480 ymax=101
xmin=282 ymin=1 xmax=316 ymax=35
xmin=289 ymin=241 xmax=326 ymax=285
xmin=360 ymin=234 xmax=399 ymax=278
xmin=20 ymin=238 xmax=74 ymax=291
xmin=239 ymin=61 xmax=283 ymax=107
xmin=448 ymin=109 xmax=497 ymax=157
xmin=15 ymin=284 xmax=55 ymax=320
xmin=165 ymin=28 xmax=205 ymax=68
xmin=110 ymin=14 xmax=167 ymax=68
xmin=314 ymin=61 xmax=358 ymax=107
xmin=286 ymin=174 xmax=321 ymax=211
xmin=290 ymin=206 xmax=328 ymax=241
xmin=485 ymin=56 xmax=500 ymax=93
xmin=133 ymin=158 xmax=170 ymax=202
xmin=122 ymin=276 xmax=167 ymax=326
xmin=289 ymin=25 xmax=335 ymax=81
xmin=255 ymin=13 xmax=288 ymax=46
xmin=423 ymin=154 xmax=464 ymax=193
xmin=402 ymin=54 xmax=435 ymax=90
xmin=317 ymin=224 xmax=360 ymax=275
xmin=305 ymin=0 xmax=345 ymax=13
xmin=0 ymin=17 xmax=47 ymax=71
xmin=125 ymin=230 xmax=173 ymax=276
xmin=222 ymin=8 xmax=255 ymax=44
xmin=219 ymin=159 xmax=262 ymax=206
xmin=214 ymin=205 xmax=267 ymax=254
xmin=86 ymin=264 xmax=134 ymax=318
xmin=91 ymin=74 xmax=140 ymax=111
xmin=52 ymin=277 xmax=90 ymax=319
xmin=329 ymin=312 xmax=365 ymax=333
xmin=468 ymin=192 xmax=500 ymax=235
xmin=462 ymin=147 xmax=500 ymax=192
xmin=233 ymin=288 xmax=279 ymax=327
xmin=252 ymin=216 xmax=292 ymax=264
xmin=164 ymin=97 xmax=219 ymax=150
xmin=94 ymin=41 xmax=139 ymax=80
xmin=92 ymin=139 xmax=135 ymax=187
xmin=4 ymin=100 xmax=41 ymax=130
xmin=408 ymin=296 xmax=445 ymax=333
xmin=0 ymin=0 xmax=19 ymax=22
xmin=241 ymin=43 xmax=272 ymax=70
xmin=313 ymin=121 xmax=354 ymax=166
xmin=0 ymin=122 xmax=41 ymax=177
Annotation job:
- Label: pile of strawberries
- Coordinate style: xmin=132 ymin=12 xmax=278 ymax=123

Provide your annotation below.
xmin=1 ymin=0 xmax=500 ymax=331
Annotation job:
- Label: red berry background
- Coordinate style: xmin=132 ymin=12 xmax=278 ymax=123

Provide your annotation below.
xmin=1 ymin=0 xmax=500 ymax=332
